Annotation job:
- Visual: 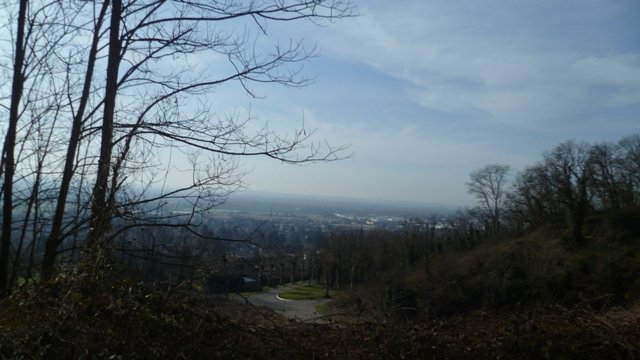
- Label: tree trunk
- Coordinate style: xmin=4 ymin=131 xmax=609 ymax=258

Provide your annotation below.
xmin=87 ymin=0 xmax=122 ymax=250
xmin=324 ymin=268 xmax=330 ymax=298
xmin=290 ymin=256 xmax=297 ymax=284
xmin=42 ymin=0 xmax=109 ymax=280
xmin=0 ymin=0 xmax=27 ymax=297
xmin=10 ymin=164 xmax=42 ymax=288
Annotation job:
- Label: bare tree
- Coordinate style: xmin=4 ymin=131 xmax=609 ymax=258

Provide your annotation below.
xmin=41 ymin=1 xmax=110 ymax=278
xmin=542 ymin=140 xmax=594 ymax=245
xmin=1 ymin=0 xmax=74 ymax=295
xmin=506 ymin=163 xmax=561 ymax=231
xmin=467 ymin=164 xmax=510 ymax=237
xmin=0 ymin=0 xmax=353 ymax=288
xmin=618 ymin=134 xmax=640 ymax=205
xmin=0 ymin=0 xmax=28 ymax=297
xmin=589 ymin=142 xmax=631 ymax=210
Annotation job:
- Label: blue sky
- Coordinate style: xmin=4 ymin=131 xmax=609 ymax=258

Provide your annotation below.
xmin=202 ymin=0 xmax=640 ymax=206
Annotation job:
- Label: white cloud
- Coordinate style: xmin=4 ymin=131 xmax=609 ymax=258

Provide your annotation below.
xmin=569 ymin=54 xmax=640 ymax=106
xmin=318 ymin=0 xmax=640 ymax=128
xmin=571 ymin=54 xmax=640 ymax=86
xmin=210 ymin=0 xmax=640 ymax=204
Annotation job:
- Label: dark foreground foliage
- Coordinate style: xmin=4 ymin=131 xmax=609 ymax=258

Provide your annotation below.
xmin=1 ymin=260 xmax=639 ymax=359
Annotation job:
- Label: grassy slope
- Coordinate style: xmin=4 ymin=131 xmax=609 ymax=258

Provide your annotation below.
xmin=278 ymin=283 xmax=335 ymax=300
xmin=415 ymin=224 xmax=640 ymax=314
xmin=330 ymin=208 xmax=640 ymax=321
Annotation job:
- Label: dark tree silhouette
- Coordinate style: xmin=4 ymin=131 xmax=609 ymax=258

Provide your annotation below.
xmin=467 ymin=164 xmax=510 ymax=237
xmin=0 ymin=0 xmax=353 ymax=288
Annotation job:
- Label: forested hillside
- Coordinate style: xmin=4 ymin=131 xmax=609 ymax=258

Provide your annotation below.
xmin=310 ymin=135 xmax=640 ymax=318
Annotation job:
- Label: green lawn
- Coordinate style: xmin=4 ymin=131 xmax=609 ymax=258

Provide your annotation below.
xmin=278 ymin=283 xmax=335 ymax=300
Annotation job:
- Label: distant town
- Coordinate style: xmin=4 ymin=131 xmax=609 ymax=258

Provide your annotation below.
xmin=196 ymin=191 xmax=457 ymax=255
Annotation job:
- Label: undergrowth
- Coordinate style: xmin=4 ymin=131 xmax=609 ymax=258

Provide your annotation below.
xmin=1 ymin=262 xmax=639 ymax=359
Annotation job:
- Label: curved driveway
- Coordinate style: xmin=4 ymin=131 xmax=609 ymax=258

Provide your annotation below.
xmin=233 ymin=284 xmax=330 ymax=321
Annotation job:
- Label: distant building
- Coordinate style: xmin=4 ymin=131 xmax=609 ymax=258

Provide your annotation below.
xmin=207 ymin=257 xmax=262 ymax=293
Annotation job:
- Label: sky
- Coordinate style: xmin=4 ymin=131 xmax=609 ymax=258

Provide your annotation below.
xmin=192 ymin=0 xmax=640 ymax=206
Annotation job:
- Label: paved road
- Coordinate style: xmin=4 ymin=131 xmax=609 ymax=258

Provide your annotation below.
xmin=231 ymin=284 xmax=330 ymax=322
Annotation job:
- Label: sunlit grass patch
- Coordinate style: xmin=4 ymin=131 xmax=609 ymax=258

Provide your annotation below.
xmin=278 ymin=283 xmax=335 ymax=300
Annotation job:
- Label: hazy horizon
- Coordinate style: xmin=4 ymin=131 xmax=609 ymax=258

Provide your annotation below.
xmin=225 ymin=189 xmax=461 ymax=209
